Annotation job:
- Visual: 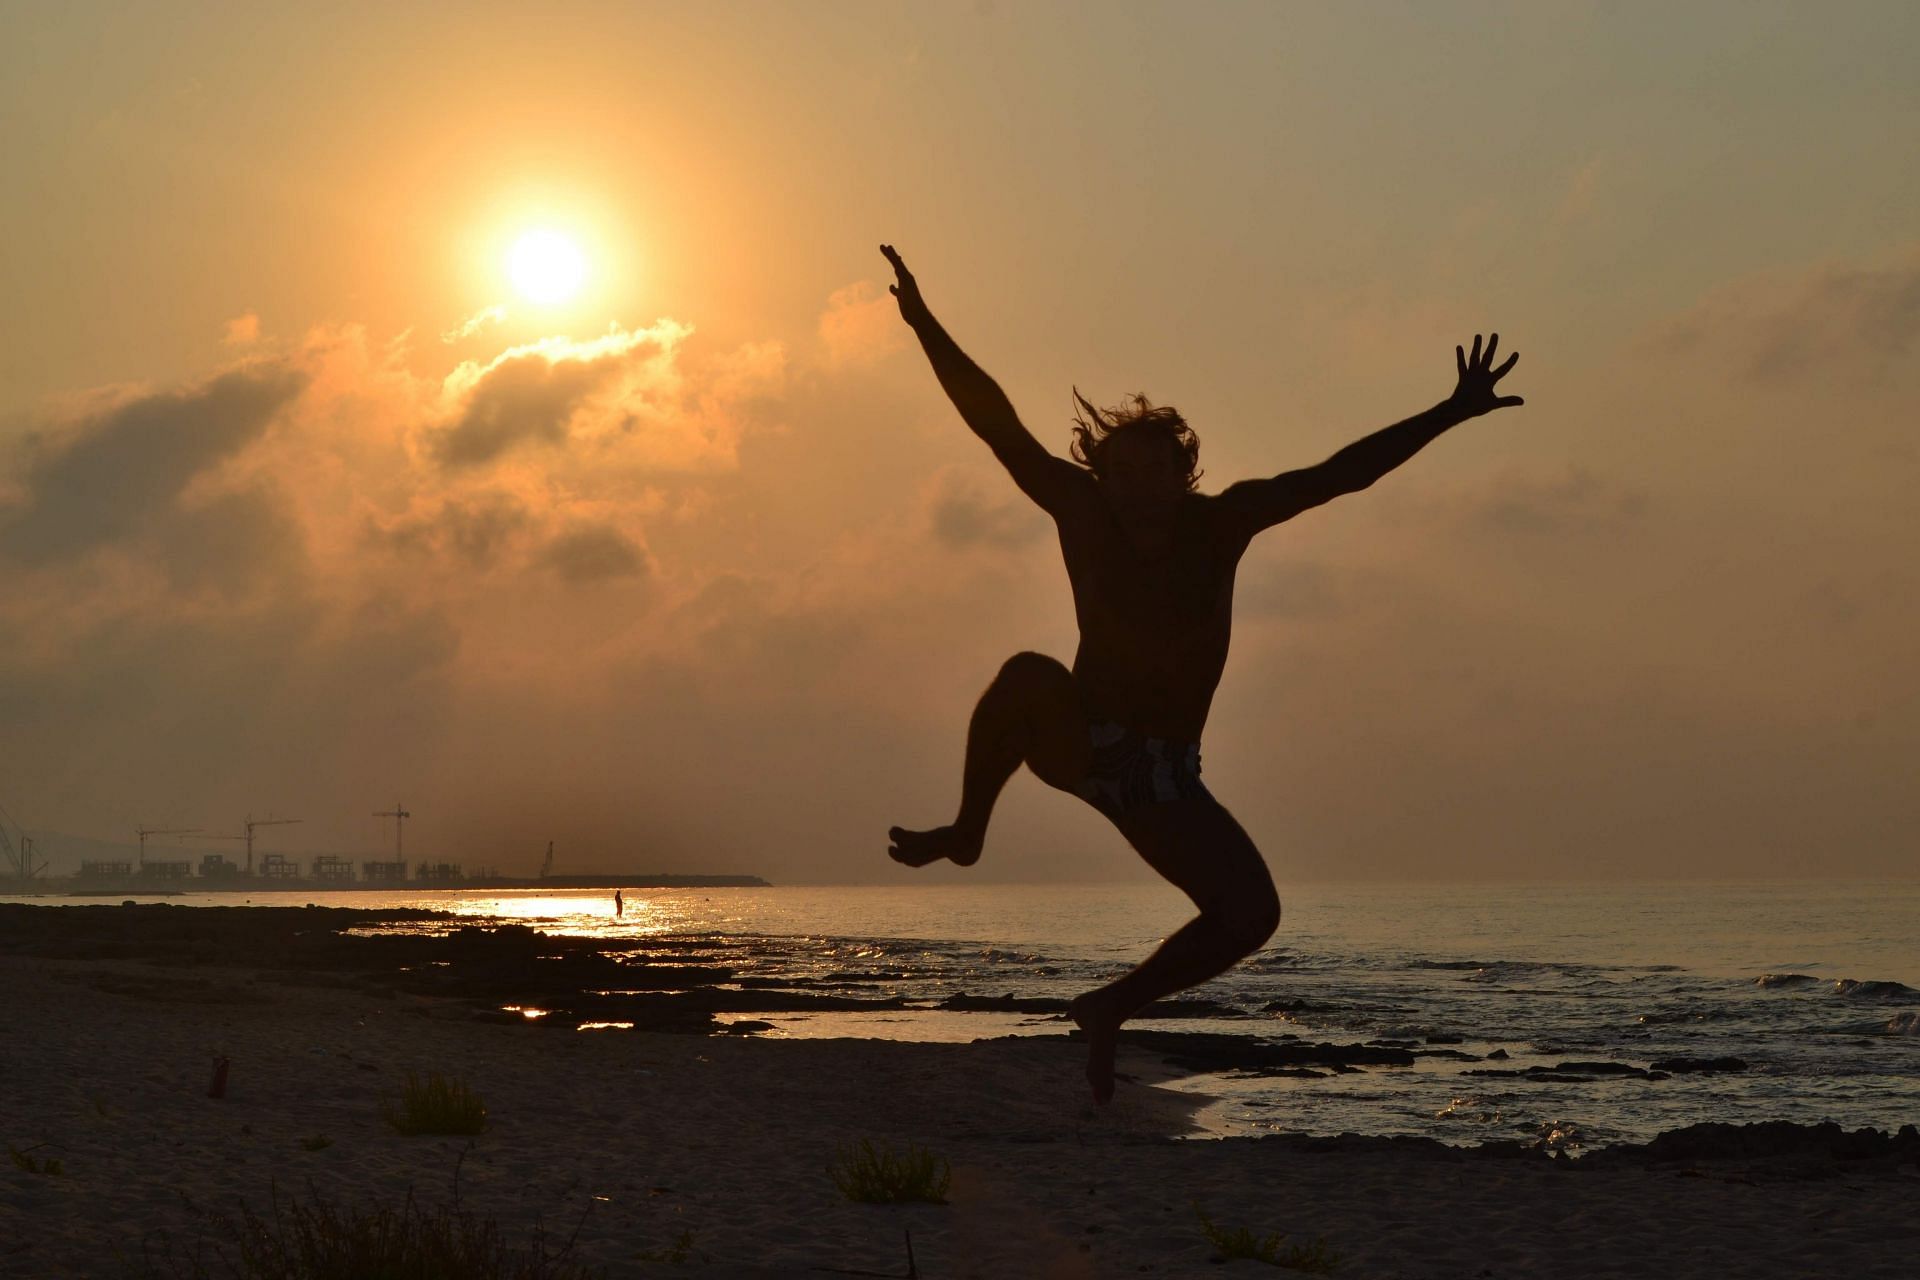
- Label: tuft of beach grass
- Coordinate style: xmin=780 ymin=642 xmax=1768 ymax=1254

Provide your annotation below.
xmin=139 ymin=1182 xmax=601 ymax=1278
xmin=827 ymin=1138 xmax=952 ymax=1204
xmin=10 ymin=1144 xmax=64 ymax=1176
xmin=1194 ymin=1202 xmax=1342 ymax=1273
xmin=634 ymin=1227 xmax=698 ymax=1264
xmin=382 ymin=1072 xmax=487 ymax=1136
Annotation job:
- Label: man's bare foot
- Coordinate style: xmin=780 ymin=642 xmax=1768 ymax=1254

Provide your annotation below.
xmin=886 ymin=824 xmax=982 ymax=868
xmin=1069 ymin=990 xmax=1123 ymax=1104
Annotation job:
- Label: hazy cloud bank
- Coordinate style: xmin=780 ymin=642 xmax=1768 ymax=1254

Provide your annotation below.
xmin=1 ymin=253 xmax=1914 ymax=882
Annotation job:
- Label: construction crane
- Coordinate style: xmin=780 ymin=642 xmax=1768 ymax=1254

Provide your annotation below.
xmin=135 ymin=826 xmax=201 ymax=869
xmin=373 ymin=803 xmax=411 ymax=860
xmin=242 ymin=816 xmax=302 ymax=876
xmin=1 ymin=796 xmax=47 ymax=883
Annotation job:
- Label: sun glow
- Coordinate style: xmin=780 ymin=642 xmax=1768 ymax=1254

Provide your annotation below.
xmin=506 ymin=228 xmax=589 ymax=306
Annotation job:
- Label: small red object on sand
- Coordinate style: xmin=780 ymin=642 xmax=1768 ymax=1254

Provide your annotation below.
xmin=208 ymin=1055 xmax=230 ymax=1099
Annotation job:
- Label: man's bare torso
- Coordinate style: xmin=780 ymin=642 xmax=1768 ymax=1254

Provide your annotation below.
xmin=1053 ymin=479 xmax=1248 ymax=743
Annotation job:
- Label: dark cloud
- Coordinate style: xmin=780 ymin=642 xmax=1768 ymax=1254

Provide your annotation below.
xmin=539 ymin=522 xmax=649 ymax=585
xmin=926 ymin=468 xmax=1048 ymax=550
xmin=155 ymin=487 xmax=308 ymax=597
xmin=1467 ymin=464 xmax=1649 ymax=538
xmin=1651 ymin=249 xmax=1920 ymax=386
xmin=332 ymin=594 xmax=464 ymax=686
xmin=369 ymin=493 xmax=532 ymax=569
xmin=0 ymin=587 xmax=462 ymax=851
xmin=1743 ymin=257 xmax=1920 ymax=383
xmin=673 ymin=572 xmax=857 ymax=686
xmin=436 ymin=348 xmax=635 ymax=469
xmin=1 ymin=365 xmax=306 ymax=564
xmin=1236 ymin=558 xmax=1346 ymax=620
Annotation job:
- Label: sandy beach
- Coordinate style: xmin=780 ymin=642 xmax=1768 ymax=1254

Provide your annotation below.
xmin=1 ymin=909 xmax=1915 ymax=1279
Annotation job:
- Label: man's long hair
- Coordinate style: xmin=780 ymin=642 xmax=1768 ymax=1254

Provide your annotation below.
xmin=1068 ymin=390 xmax=1203 ymax=492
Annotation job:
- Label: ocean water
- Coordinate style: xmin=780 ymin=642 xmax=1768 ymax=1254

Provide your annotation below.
xmin=12 ymin=880 xmax=1918 ymax=1152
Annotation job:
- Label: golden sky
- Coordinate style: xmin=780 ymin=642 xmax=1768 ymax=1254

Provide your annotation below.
xmin=1 ymin=3 xmax=1916 ymax=882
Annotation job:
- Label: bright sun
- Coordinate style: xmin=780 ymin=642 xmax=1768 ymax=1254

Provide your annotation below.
xmin=506 ymin=228 xmax=588 ymax=306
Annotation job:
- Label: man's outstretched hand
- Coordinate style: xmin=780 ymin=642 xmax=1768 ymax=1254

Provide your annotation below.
xmin=1449 ymin=333 xmax=1524 ymax=417
xmin=880 ymin=243 xmax=931 ymax=328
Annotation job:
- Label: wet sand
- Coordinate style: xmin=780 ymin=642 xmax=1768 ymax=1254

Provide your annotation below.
xmin=1 ymin=908 xmax=1914 ymax=1277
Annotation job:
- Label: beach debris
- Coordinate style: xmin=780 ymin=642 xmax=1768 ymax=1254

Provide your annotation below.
xmin=811 ymin=1227 xmax=919 ymax=1278
xmin=207 ymin=1054 xmax=230 ymax=1098
xmin=1524 ymin=1120 xmax=1587 ymax=1153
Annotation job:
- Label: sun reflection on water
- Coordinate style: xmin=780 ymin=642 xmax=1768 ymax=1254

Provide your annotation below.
xmin=501 ymin=1005 xmax=549 ymax=1020
xmin=340 ymin=889 xmax=720 ymax=938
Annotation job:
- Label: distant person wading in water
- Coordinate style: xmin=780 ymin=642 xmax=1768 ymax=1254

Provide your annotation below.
xmin=880 ymin=244 xmax=1524 ymax=1102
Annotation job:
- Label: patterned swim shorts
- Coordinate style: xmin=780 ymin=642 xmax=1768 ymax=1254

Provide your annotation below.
xmin=1075 ymin=717 xmax=1211 ymax=821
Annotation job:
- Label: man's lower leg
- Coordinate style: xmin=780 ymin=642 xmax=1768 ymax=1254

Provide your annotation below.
xmin=1093 ymin=912 xmax=1267 ymax=1018
xmin=888 ymin=659 xmax=1044 ymax=867
xmin=1073 ymin=910 xmax=1274 ymax=1103
xmin=950 ymin=684 xmax=1032 ymax=844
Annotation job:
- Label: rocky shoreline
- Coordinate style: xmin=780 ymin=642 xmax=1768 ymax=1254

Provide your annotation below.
xmin=4 ymin=903 xmax=1913 ymax=1171
xmin=4 ymin=903 xmax=1916 ymax=1276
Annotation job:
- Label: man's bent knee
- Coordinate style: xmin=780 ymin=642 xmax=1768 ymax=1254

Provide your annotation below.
xmin=1207 ymin=887 xmax=1280 ymax=954
xmin=990 ymin=653 xmax=1085 ymax=792
xmin=997 ymin=650 xmax=1071 ymax=691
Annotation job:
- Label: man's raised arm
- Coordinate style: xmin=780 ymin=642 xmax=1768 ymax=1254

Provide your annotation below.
xmin=1220 ymin=332 xmax=1524 ymax=536
xmin=882 ymin=244 xmax=1081 ymax=514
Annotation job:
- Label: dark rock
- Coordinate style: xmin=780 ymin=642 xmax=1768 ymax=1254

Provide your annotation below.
xmin=1465 ymin=1062 xmax=1652 ymax=1082
xmin=1101 ymin=1028 xmax=1416 ymax=1072
xmin=1587 ymin=1122 xmax=1920 ymax=1170
xmin=1648 ymin=1056 xmax=1748 ymax=1074
xmin=937 ymin=992 xmax=1068 ymax=1013
xmin=1257 ymin=998 xmax=1347 ymax=1014
xmin=1136 ymin=997 xmax=1252 ymax=1019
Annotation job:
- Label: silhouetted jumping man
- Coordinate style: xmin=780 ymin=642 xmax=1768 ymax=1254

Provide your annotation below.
xmin=880 ymin=244 xmax=1523 ymax=1103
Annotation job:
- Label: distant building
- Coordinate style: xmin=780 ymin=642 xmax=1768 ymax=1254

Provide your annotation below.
xmin=78 ymin=860 xmax=133 ymax=878
xmin=142 ymin=859 xmax=192 ymax=880
xmin=310 ymin=855 xmax=355 ymax=882
xmin=260 ymin=853 xmax=300 ymax=879
xmin=415 ymin=861 xmax=463 ymax=883
xmin=199 ymin=854 xmax=240 ymax=879
xmin=362 ymin=860 xmax=407 ymax=883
